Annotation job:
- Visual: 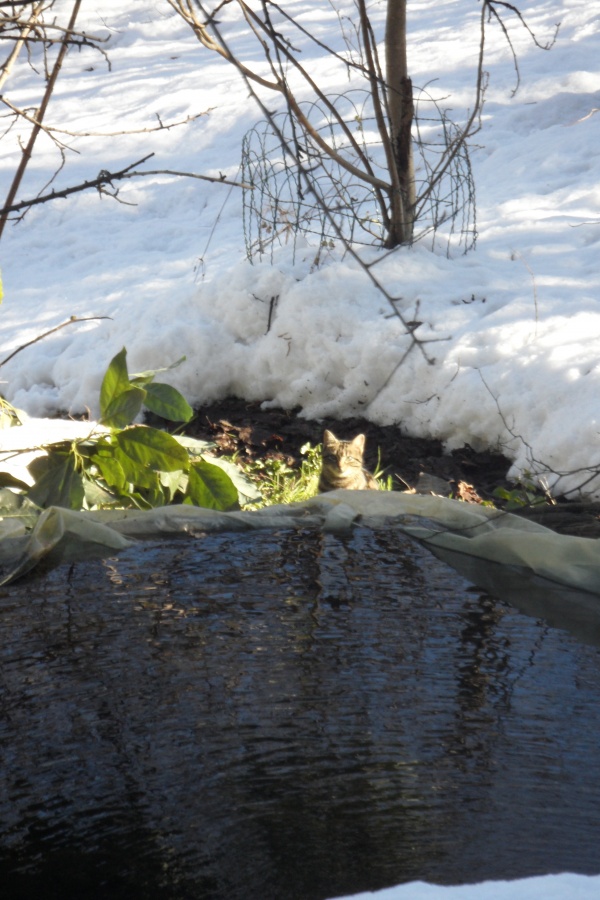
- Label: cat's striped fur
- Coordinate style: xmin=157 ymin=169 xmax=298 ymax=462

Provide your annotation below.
xmin=318 ymin=430 xmax=379 ymax=492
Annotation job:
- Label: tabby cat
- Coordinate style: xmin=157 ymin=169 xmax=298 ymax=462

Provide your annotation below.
xmin=318 ymin=429 xmax=379 ymax=492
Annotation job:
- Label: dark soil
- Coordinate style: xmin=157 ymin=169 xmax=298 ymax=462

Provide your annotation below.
xmin=177 ymin=398 xmax=600 ymax=537
xmin=183 ymin=397 xmax=512 ymax=502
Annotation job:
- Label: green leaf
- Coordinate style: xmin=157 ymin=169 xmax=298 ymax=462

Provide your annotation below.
xmin=92 ymin=451 xmax=127 ymax=492
xmin=116 ymin=425 xmax=190 ymax=474
xmin=158 ymin=468 xmax=187 ymax=502
xmin=111 ymin=488 xmax=154 ymax=511
xmin=113 ymin=445 xmax=162 ymax=490
xmin=102 ymin=385 xmax=146 ymax=429
xmin=202 ymin=454 xmax=262 ymax=505
xmin=27 ymin=452 xmax=85 ymax=510
xmin=185 ymin=458 xmax=239 ymax=511
xmin=0 ymin=471 xmax=31 ymax=492
xmin=142 ymin=382 xmax=193 ymax=423
xmin=99 ymin=347 xmax=131 ymax=421
xmin=82 ymin=475 xmax=118 ymax=510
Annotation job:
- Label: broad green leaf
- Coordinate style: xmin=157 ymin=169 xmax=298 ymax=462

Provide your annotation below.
xmin=28 ymin=440 xmax=72 ymax=474
xmin=92 ymin=452 xmax=127 ymax=491
xmin=143 ymin=484 xmax=170 ymax=508
xmin=158 ymin=468 xmax=187 ymax=502
xmin=113 ymin=445 xmax=162 ymax=489
xmin=82 ymin=475 xmax=118 ymax=510
xmin=116 ymin=425 xmax=190 ymax=474
xmin=0 ymin=471 xmax=31 ymax=492
xmin=27 ymin=452 xmax=85 ymax=510
xmin=185 ymin=458 xmax=239 ymax=511
xmin=143 ymin=382 xmax=193 ymax=423
xmin=99 ymin=347 xmax=131 ymax=421
xmin=202 ymin=454 xmax=262 ymax=505
xmin=124 ymin=490 xmax=154 ymax=510
xmin=101 ymin=385 xmax=146 ymax=429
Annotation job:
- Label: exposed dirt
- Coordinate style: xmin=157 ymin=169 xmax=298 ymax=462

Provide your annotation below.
xmin=175 ymin=398 xmax=600 ymax=537
xmin=183 ymin=397 xmax=513 ymax=502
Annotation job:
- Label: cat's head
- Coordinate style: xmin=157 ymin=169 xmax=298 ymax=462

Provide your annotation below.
xmin=322 ymin=430 xmax=366 ymax=458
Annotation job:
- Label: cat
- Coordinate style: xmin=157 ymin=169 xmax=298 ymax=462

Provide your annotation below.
xmin=318 ymin=429 xmax=379 ymax=492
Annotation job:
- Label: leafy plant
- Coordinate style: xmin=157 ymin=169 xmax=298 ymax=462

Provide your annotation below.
xmin=242 ymin=441 xmax=322 ymax=508
xmin=372 ymin=447 xmax=393 ymax=492
xmin=5 ymin=348 xmax=260 ymax=512
xmin=241 ymin=440 xmax=392 ymax=508
xmin=492 ymin=478 xmax=551 ymax=511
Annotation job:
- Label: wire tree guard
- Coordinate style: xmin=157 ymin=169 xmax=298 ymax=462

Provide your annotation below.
xmin=241 ymin=87 xmax=477 ymax=263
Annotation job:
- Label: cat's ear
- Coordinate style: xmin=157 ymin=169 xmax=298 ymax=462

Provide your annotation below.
xmin=351 ymin=434 xmax=366 ymax=453
xmin=323 ymin=429 xmax=337 ymax=444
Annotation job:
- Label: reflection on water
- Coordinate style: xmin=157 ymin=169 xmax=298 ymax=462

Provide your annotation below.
xmin=1 ymin=527 xmax=600 ymax=900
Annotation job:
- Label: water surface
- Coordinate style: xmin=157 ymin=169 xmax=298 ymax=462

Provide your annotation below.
xmin=1 ymin=527 xmax=600 ymax=899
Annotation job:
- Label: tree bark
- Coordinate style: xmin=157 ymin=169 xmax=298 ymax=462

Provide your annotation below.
xmin=384 ymin=0 xmax=416 ymax=246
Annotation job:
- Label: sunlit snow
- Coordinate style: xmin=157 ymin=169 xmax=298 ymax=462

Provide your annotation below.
xmin=1 ymin=1 xmax=599 ymax=499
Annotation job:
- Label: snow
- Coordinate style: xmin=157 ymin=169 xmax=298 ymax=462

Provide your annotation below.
xmin=1 ymin=3 xmax=600 ymax=894
xmin=331 ymin=873 xmax=600 ymax=900
xmin=1 ymin=1 xmax=600 ymax=498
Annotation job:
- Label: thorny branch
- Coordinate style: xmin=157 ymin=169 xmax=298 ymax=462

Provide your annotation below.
xmin=0 ymin=153 xmax=252 ymax=217
xmin=0 ymin=3 xmax=234 ymax=232
xmin=0 ymin=0 xmax=85 ymax=239
xmin=0 ymin=95 xmax=214 ymax=139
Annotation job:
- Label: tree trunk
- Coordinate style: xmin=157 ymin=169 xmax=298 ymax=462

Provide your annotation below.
xmin=384 ymin=0 xmax=416 ymax=247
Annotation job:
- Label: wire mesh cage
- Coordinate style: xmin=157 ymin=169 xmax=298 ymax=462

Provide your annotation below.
xmin=241 ymin=87 xmax=477 ymax=263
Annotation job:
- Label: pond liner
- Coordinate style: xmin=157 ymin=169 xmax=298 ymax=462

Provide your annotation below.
xmin=2 ymin=491 xmax=600 ymax=597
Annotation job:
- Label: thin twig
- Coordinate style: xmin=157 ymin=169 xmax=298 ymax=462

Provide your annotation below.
xmin=0 ymin=96 xmax=214 ymax=138
xmin=478 ymin=369 xmax=600 ymax=499
xmin=0 ymin=1 xmax=46 ymax=94
xmin=0 ymin=0 xmax=83 ymax=239
xmin=0 ymin=315 xmax=112 ymax=368
xmin=0 ymin=153 xmax=252 ymax=216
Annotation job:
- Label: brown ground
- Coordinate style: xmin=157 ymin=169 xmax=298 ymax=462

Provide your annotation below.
xmin=178 ymin=398 xmax=600 ymax=537
xmin=184 ymin=397 xmax=512 ymax=502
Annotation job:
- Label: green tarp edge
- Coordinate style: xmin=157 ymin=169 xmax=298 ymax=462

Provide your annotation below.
xmin=1 ymin=491 xmax=599 ymax=593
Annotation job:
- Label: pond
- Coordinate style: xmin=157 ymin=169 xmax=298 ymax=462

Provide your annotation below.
xmin=1 ymin=526 xmax=600 ymax=900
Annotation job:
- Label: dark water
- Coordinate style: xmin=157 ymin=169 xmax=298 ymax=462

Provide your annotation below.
xmin=1 ymin=526 xmax=600 ymax=900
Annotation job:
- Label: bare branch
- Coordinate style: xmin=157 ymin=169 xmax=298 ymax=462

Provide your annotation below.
xmin=165 ymin=0 xmax=281 ymax=92
xmin=196 ymin=2 xmax=391 ymax=192
xmin=0 ymin=1 xmax=46 ymax=94
xmin=0 ymin=152 xmax=252 ymax=217
xmin=415 ymin=2 xmax=487 ymax=212
xmin=0 ymin=95 xmax=214 ymax=138
xmin=0 ymin=0 xmax=84 ymax=239
xmin=484 ymin=0 xmax=559 ymax=97
xmin=0 ymin=315 xmax=112 ymax=369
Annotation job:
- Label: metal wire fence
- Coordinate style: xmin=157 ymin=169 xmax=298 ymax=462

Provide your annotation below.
xmin=241 ymin=88 xmax=476 ymax=263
